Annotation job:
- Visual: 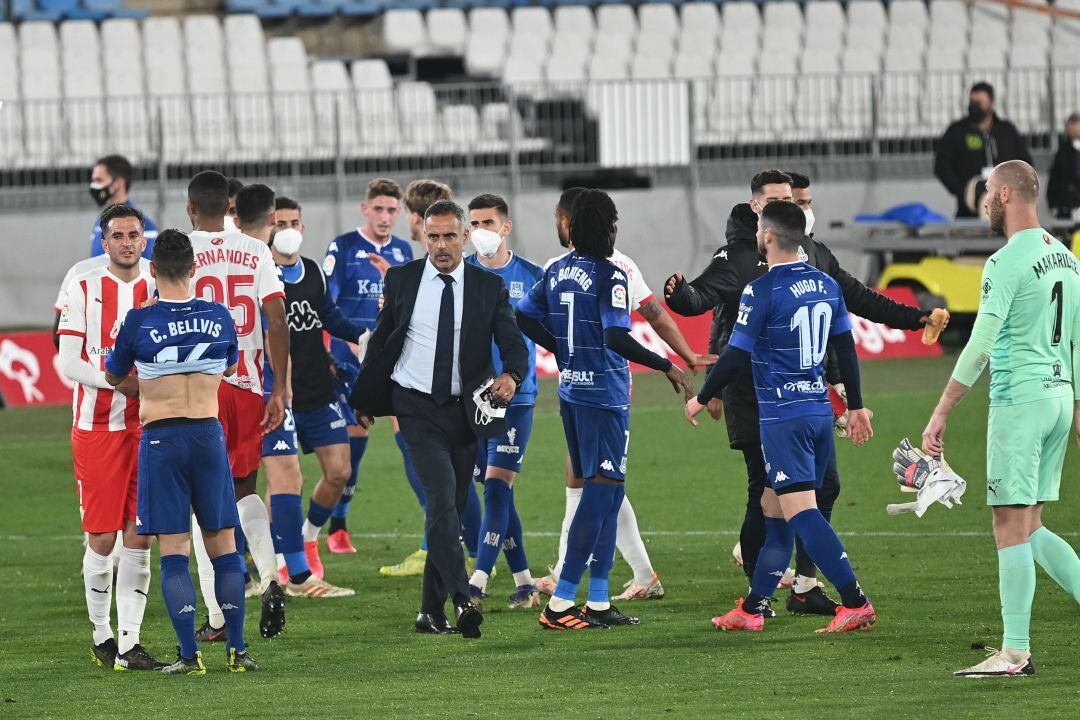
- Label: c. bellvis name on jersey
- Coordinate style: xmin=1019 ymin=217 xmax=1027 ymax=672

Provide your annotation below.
xmin=728 ymin=261 xmax=852 ymax=423
xmin=106 ymin=298 xmax=239 ymax=381
xmin=517 ymin=251 xmax=632 ymax=410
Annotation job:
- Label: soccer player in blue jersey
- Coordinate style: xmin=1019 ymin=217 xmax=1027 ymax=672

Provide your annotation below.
xmin=105 ymin=229 xmax=258 ymax=674
xmin=465 ymin=194 xmax=546 ymax=609
xmin=89 ymin=155 xmax=158 ymax=259
xmin=685 ymin=201 xmax=877 ymax=634
xmin=516 ymin=190 xmax=692 ymax=630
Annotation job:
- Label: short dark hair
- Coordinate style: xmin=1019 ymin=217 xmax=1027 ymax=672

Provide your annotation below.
xmin=94 ymin=154 xmax=134 ymax=191
xmin=970 ymin=82 xmax=995 ymax=102
xmin=787 ymin=171 xmax=810 ymax=190
xmin=569 ymin=189 xmax=618 ymax=260
xmin=275 ymin=196 xmax=302 ymax=214
xmin=760 ymin=201 xmax=806 ymax=251
xmin=98 ymin=203 xmax=145 ymax=236
xmin=424 ymin=199 xmax=466 ymax=227
xmin=404 ymin=179 xmax=452 ymax=215
xmin=468 ymin=193 xmax=509 ymax=217
xmin=188 ymin=171 xmax=230 ymax=218
xmin=236 ymin=184 xmax=276 ymax=227
xmin=227 ymin=178 xmax=244 ymax=199
xmin=366 ymin=177 xmax=403 ymax=201
xmin=750 ymin=170 xmax=793 ymax=195
xmin=557 ymin=186 xmax=587 ymax=215
xmin=151 ymin=229 xmax=195 ymax=282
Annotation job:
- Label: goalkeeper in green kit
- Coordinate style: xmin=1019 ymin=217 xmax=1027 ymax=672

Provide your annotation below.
xmin=922 ymin=160 xmax=1080 ymax=678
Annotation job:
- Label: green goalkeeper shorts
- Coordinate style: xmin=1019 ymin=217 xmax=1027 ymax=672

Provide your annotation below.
xmin=986 ymin=395 xmax=1072 ymax=506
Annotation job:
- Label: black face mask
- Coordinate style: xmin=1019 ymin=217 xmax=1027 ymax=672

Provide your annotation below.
xmin=968 ymin=103 xmax=989 ymax=124
xmin=89 ymin=182 xmax=112 ymax=207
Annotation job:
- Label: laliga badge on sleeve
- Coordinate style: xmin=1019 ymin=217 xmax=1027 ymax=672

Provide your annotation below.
xmin=472 ymin=377 xmax=508 ymax=426
xmin=886 ymin=438 xmax=967 ymax=517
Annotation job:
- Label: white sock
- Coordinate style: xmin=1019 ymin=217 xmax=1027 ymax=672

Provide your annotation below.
xmin=191 ymin=514 xmax=224 ymax=629
xmin=615 ymin=496 xmax=655 ymax=586
xmin=115 ymin=546 xmax=150 ymax=654
xmin=552 ymin=487 xmax=583 ymax=582
xmin=793 ymin=574 xmax=818 ymax=594
xmin=110 ymin=530 xmax=122 ymax=570
xmin=470 ymin=570 xmax=490 ymax=592
xmin=83 ymin=547 xmax=114 ymax=645
xmin=586 ymin=600 xmax=610 ymax=611
xmin=237 ymin=494 xmax=278 ymax=584
xmin=513 ymin=569 xmax=534 ymax=587
xmin=302 ymin=519 xmax=322 ymax=543
xmin=547 ymin=596 xmax=574 ymax=612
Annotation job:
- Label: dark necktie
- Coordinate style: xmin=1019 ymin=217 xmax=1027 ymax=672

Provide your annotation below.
xmin=431 ymin=273 xmax=455 ymax=404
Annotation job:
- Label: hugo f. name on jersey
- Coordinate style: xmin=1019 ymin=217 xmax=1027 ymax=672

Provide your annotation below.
xmin=57 ymin=264 xmax=153 ymax=431
xmin=188 ymin=230 xmax=285 ymax=396
xmin=518 ymin=252 xmax=632 ymax=410
xmin=729 ymin=261 xmax=852 ymax=423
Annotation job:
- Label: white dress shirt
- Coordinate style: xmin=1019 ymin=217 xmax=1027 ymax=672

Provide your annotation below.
xmin=392 ymin=258 xmax=465 ymax=396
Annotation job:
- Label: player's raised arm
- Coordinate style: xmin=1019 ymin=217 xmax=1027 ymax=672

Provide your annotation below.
xmin=261 ymin=295 xmax=288 ymax=432
xmin=664 ymin=247 xmax=744 ymax=317
xmin=514 ymin=275 xmax=557 ymax=352
xmin=637 ymin=297 xmax=717 ymax=372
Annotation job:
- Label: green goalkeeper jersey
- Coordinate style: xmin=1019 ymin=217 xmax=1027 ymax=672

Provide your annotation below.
xmin=979 ymin=227 xmax=1080 ymax=406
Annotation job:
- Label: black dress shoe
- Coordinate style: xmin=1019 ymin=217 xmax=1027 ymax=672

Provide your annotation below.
xmin=454 ymin=601 xmax=484 ymax=639
xmin=415 ymin=613 xmax=460 ymax=635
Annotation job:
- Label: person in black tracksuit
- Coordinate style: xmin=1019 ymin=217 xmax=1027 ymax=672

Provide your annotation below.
xmin=665 ymin=171 xmax=931 ymax=615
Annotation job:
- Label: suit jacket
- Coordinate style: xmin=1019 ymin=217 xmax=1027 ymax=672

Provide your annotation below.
xmin=349 ymin=258 xmax=529 ymax=439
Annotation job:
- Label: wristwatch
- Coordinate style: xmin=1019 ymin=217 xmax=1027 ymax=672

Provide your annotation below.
xmin=506 ymin=369 xmax=523 ymax=390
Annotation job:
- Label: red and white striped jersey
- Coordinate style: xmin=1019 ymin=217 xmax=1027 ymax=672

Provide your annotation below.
xmin=55 ymin=256 xmax=151 ymax=312
xmin=189 ymin=229 xmax=285 ymax=397
xmin=57 ymin=264 xmax=154 ymax=431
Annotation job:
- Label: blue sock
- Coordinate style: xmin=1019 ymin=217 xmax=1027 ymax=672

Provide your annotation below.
xmin=331 ymin=436 xmax=369 ymax=524
xmin=271 ymin=493 xmax=310 ymax=581
xmin=587 ymin=484 xmax=624 ymax=604
xmin=475 ymin=479 xmax=511 ymax=577
xmin=555 ymin=480 xmax=619 ymax=601
xmin=234 ymin=525 xmax=248 ymax=578
xmin=787 ymin=508 xmax=866 ymax=608
xmin=211 ymin=553 xmax=247 ymax=654
xmin=307 ymin=498 xmax=333 ymax=530
xmin=502 ymin=488 xmax=529 ymax=575
xmin=745 ymin=517 xmax=795 ymax=615
xmin=160 ymin=554 xmax=198 ymax=659
xmin=462 ymin=481 xmax=482 ymax=558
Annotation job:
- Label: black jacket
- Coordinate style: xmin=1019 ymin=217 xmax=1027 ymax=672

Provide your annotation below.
xmin=934 ymin=114 xmax=1032 ymax=218
xmin=665 ymin=203 xmax=925 ymax=449
xmin=1047 ymin=135 xmax=1080 ymax=219
xmin=349 ymin=258 xmax=528 ymax=439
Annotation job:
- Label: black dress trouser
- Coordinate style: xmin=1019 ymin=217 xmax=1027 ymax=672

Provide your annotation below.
xmin=392 ymin=384 xmax=478 ymax=615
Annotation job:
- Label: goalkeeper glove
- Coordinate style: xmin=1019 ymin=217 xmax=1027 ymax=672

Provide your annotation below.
xmin=887 ymin=438 xmax=967 ymax=517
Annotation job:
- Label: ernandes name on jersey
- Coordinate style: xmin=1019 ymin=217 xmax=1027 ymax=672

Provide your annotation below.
xmin=195 ymin=247 xmax=261 ymax=271
xmin=551 ymin=265 xmax=594 ymax=292
xmin=790 ymin=278 xmax=827 ymax=298
xmin=148 ymin=317 xmax=226 ymax=343
xmin=1032 ymin=251 xmax=1080 ymax=280
xmin=560 ymin=369 xmax=595 ymax=386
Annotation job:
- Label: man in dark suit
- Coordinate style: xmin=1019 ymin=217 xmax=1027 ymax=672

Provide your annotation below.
xmin=350 ymin=199 xmax=528 ymax=638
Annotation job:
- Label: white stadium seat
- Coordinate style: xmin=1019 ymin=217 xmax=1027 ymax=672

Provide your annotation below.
xmin=143 ymin=17 xmax=191 ymax=162
xmin=0 ymin=23 xmax=21 ymax=166
xmin=442 ymin=104 xmax=479 ymax=149
xmin=546 ymin=54 xmax=587 ymax=85
xmin=635 ymin=31 xmax=674 ymax=61
xmin=464 ymin=33 xmax=505 ymax=77
xmin=631 ymin=53 xmax=671 ymax=80
xmin=596 ymin=4 xmax=637 ymax=38
xmin=639 ymin=4 xmax=680 ymax=40
xmin=593 ymin=34 xmax=634 ymax=64
xmin=426 ymin=9 xmax=468 ymax=54
xmin=503 ymin=52 xmax=545 ymax=87
xmin=553 ymin=5 xmax=595 ymax=41
xmin=60 ymin=21 xmax=106 ymax=164
xmin=588 ymin=55 xmax=629 ymax=82
xmin=383 ymin=10 xmax=427 ymax=54
xmin=890 ymin=0 xmax=928 ymax=31
xmin=848 ymin=0 xmax=887 ymax=33
xmin=681 ymin=2 xmax=721 ymax=37
xmin=19 ymin=22 xmax=62 ymax=165
xmin=511 ymin=7 xmax=552 ymax=42
xmin=351 ymin=58 xmax=393 ymax=90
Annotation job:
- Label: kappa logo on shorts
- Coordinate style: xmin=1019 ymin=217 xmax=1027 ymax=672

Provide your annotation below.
xmin=273 ymin=440 xmax=291 ymax=451
xmin=775 ymin=471 xmax=789 ymax=482
xmin=601 ymin=459 xmax=615 ymax=472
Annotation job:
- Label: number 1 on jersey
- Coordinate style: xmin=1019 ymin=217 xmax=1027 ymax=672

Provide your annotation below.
xmin=560 ymin=291 xmax=575 ymax=356
xmin=1051 ymin=280 xmax=1063 ymax=347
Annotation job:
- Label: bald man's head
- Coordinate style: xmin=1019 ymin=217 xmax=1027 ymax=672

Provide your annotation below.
xmin=985 ymin=160 xmax=1040 ymax=235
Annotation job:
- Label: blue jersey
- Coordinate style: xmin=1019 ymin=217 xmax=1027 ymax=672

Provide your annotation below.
xmin=323 ymin=229 xmax=413 ymax=332
xmin=729 ymin=261 xmax=852 ymax=423
xmin=90 ymin=199 xmax=158 ymax=259
xmin=518 ymin=251 xmax=632 ymax=410
xmin=105 ymin=298 xmax=238 ymax=381
xmin=466 ymin=252 xmax=544 ymax=406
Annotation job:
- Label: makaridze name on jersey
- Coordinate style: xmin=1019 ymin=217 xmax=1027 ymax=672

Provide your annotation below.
xmin=148 ymin=318 xmax=226 ymax=343
xmin=195 ymin=247 xmax=262 ymax=271
xmin=1032 ymin=251 xmax=1080 ymax=279
xmin=560 ymin=369 xmax=595 ymax=386
xmin=789 ymin=278 xmax=827 ymax=298
xmin=550 ymin=265 xmax=594 ymax=292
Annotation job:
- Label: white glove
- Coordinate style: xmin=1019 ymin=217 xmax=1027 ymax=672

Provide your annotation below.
xmin=886 ymin=438 xmax=967 ymax=517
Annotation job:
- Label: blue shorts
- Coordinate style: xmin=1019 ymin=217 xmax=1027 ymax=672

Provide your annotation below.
xmin=759 ymin=414 xmax=835 ymax=492
xmin=137 ymin=419 xmax=239 ymax=535
xmin=473 ymin=404 xmax=535 ymax=481
xmin=560 ymin=400 xmax=629 ymax=482
xmin=295 ymin=400 xmax=351 ymax=453
xmin=262 ymin=407 xmax=299 ymax=457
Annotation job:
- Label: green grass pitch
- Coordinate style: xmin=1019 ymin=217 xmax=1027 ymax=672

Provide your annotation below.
xmin=3 ymin=356 xmax=1080 ymax=718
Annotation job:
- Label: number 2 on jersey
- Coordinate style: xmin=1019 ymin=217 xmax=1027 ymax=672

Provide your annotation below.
xmin=195 ymin=274 xmax=256 ymax=337
xmin=791 ymin=302 xmax=833 ymax=369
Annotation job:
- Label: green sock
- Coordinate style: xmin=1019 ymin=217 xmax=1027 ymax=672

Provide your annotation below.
xmin=998 ymin=543 xmax=1035 ymax=652
xmin=1030 ymin=527 xmax=1080 ymax=603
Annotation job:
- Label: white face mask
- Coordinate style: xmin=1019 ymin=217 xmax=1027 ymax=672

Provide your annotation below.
xmin=273 ymin=228 xmax=304 ymax=256
xmin=470 ymin=228 xmax=503 ymax=258
xmin=804 ymin=208 xmax=816 ymax=236
xmin=1073 ymin=139 xmax=1080 ymax=152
